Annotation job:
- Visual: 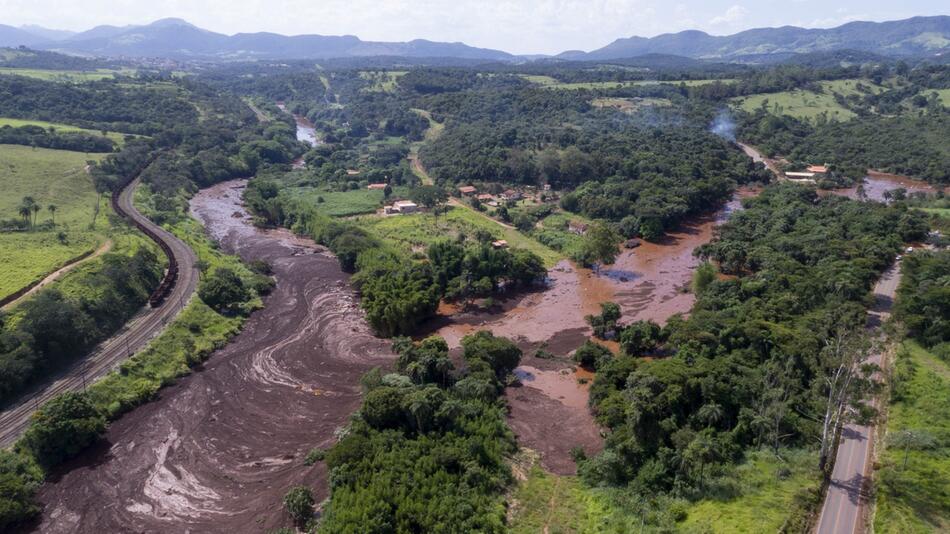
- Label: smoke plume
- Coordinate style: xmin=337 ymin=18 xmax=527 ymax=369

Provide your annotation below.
xmin=710 ymin=109 xmax=736 ymax=142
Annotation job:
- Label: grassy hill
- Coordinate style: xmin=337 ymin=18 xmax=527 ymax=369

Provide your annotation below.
xmin=0 ymin=144 xmax=110 ymax=298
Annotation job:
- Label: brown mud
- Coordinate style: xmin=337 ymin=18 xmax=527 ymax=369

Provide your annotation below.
xmin=33 ymin=180 xmax=394 ymax=533
xmin=431 ymin=189 xmax=755 ymax=474
xmin=832 ymin=172 xmax=941 ymax=201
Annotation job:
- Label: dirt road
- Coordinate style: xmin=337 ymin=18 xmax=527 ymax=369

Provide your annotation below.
xmin=1 ymin=239 xmax=113 ymax=311
xmin=815 ymin=262 xmax=901 ymax=534
xmin=0 ymin=178 xmax=198 ymax=449
xmin=33 ymin=180 xmax=394 ymax=533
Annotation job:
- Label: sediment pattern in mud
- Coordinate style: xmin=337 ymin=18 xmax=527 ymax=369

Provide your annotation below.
xmin=35 ymin=181 xmax=394 ymax=533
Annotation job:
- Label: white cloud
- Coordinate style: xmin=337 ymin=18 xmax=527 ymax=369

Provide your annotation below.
xmin=709 ymin=5 xmax=749 ymax=26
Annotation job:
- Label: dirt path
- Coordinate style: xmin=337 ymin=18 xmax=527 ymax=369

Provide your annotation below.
xmin=1 ymin=238 xmax=113 ymax=311
xmin=0 ymin=178 xmax=198 ymax=449
xmin=33 ymin=180 xmax=394 ymax=533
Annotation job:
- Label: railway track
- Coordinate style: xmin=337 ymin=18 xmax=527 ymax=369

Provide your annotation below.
xmin=0 ymin=177 xmax=199 ymax=448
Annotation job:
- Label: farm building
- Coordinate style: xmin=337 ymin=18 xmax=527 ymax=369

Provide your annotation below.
xmin=491 ymin=240 xmax=509 ymax=249
xmin=458 ymin=186 xmax=477 ymax=196
xmin=367 ymin=183 xmax=388 ymax=190
xmin=392 ymin=200 xmax=418 ymax=213
xmin=476 ymin=193 xmax=494 ymax=201
xmin=500 ymin=189 xmax=522 ymax=201
xmin=785 ymin=172 xmax=817 ymax=183
xmin=806 ymin=165 xmax=828 ymax=174
xmin=346 ymin=169 xmax=361 ymax=176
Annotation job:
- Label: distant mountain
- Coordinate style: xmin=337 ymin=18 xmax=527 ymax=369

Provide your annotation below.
xmin=38 ymin=18 xmax=514 ymax=61
xmin=567 ymin=16 xmax=950 ymax=60
xmin=0 ymin=24 xmax=49 ymax=47
xmin=18 ymin=24 xmax=75 ymax=41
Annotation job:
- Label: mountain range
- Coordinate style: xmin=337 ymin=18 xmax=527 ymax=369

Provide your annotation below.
xmin=0 ymin=15 xmax=947 ymax=62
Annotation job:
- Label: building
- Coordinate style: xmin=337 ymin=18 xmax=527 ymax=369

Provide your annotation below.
xmin=346 ymin=169 xmax=361 ymax=176
xmin=367 ymin=183 xmax=388 ymax=190
xmin=476 ymin=193 xmax=494 ymax=202
xmin=500 ymin=189 xmax=522 ymax=201
xmin=806 ymin=165 xmax=828 ymax=175
xmin=491 ymin=240 xmax=509 ymax=249
xmin=785 ymin=172 xmax=816 ymax=183
xmin=392 ymin=200 xmax=418 ymax=213
xmin=458 ymin=185 xmax=477 ymax=196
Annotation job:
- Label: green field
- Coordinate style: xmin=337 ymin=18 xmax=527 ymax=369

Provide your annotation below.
xmin=355 ymin=205 xmax=563 ymax=267
xmin=284 ymin=186 xmax=410 ymax=218
xmin=933 ymin=89 xmax=950 ymax=107
xmin=680 ymin=449 xmax=821 ymax=532
xmin=0 ymin=117 xmax=130 ymax=144
xmin=873 ymin=341 xmax=950 ymax=533
xmin=733 ymin=89 xmax=856 ymax=121
xmin=521 ymin=75 xmax=736 ymax=90
xmin=509 ymin=448 xmax=819 ymax=533
xmin=819 ymin=78 xmax=886 ymax=98
xmin=0 ymin=144 xmax=110 ymax=298
xmin=0 ymin=67 xmax=130 ymax=81
xmin=359 ymin=70 xmax=407 ymax=92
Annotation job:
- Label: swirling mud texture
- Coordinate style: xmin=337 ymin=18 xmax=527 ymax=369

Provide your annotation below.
xmin=34 ymin=180 xmax=394 ymax=533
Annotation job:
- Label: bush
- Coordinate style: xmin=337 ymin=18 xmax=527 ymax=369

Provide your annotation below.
xmin=573 ymin=340 xmax=613 ymax=370
xmin=20 ymin=392 xmax=106 ymax=468
xmin=283 ymin=485 xmax=315 ymax=526
xmin=198 ymin=268 xmax=250 ymax=315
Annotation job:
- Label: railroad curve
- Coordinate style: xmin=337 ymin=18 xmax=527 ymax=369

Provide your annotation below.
xmin=0 ymin=177 xmax=199 ymax=448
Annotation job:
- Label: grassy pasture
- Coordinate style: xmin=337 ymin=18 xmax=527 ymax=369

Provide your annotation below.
xmin=0 ymin=67 xmax=130 ymax=81
xmin=521 ymin=75 xmax=736 ymax=90
xmin=733 ymin=89 xmax=856 ymax=121
xmin=0 ymin=117 xmax=130 ymax=144
xmin=355 ymin=205 xmax=563 ymax=267
xmin=873 ymin=341 xmax=950 ymax=533
xmin=284 ymin=186 xmax=411 ymax=218
xmin=0 ymin=144 xmax=110 ymax=298
xmin=359 ymin=70 xmax=407 ymax=92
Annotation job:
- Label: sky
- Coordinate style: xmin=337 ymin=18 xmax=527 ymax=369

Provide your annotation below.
xmin=2 ymin=0 xmax=948 ymax=54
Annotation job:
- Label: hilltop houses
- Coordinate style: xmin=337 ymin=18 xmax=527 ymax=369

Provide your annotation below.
xmin=458 ymin=185 xmax=477 ymax=196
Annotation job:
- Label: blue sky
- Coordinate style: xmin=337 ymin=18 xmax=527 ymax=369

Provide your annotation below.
xmin=2 ymin=0 xmax=948 ymax=54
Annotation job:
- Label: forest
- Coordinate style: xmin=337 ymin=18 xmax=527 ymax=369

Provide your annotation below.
xmin=318 ymin=332 xmax=521 ymax=532
xmin=577 ymin=185 xmax=927 ymax=528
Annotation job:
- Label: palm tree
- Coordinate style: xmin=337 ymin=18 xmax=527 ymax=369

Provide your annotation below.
xmin=18 ymin=204 xmax=32 ymax=228
xmin=47 ymin=204 xmax=57 ymax=225
xmin=31 ymin=203 xmax=41 ymax=228
xmin=19 ymin=196 xmax=36 ymax=229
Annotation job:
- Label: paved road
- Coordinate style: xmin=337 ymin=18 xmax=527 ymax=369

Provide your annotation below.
xmin=0 ymin=177 xmax=199 ymax=448
xmin=815 ymin=262 xmax=901 ymax=534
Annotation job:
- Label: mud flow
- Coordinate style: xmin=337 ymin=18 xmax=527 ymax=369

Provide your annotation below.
xmin=433 ymin=189 xmax=755 ymax=474
xmin=34 ymin=180 xmax=394 ymax=533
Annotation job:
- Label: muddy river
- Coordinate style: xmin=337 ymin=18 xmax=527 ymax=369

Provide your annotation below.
xmin=32 ymin=157 xmax=941 ymax=529
xmin=34 ymin=181 xmax=393 ymax=533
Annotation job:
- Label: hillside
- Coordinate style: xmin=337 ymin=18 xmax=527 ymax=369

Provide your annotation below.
xmin=35 ymin=18 xmax=514 ymax=60
xmin=564 ymin=16 xmax=950 ymax=60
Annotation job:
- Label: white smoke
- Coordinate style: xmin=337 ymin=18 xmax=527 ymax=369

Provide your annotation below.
xmin=710 ymin=109 xmax=736 ymax=142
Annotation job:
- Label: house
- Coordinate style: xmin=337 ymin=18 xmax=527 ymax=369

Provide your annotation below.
xmin=500 ymin=189 xmax=522 ymax=201
xmin=367 ymin=183 xmax=388 ymax=190
xmin=568 ymin=220 xmax=589 ymax=235
xmin=806 ymin=165 xmax=828 ymax=175
xmin=458 ymin=185 xmax=477 ymax=196
xmin=346 ymin=169 xmax=361 ymax=176
xmin=392 ymin=200 xmax=418 ymax=213
xmin=491 ymin=240 xmax=509 ymax=249
xmin=476 ymin=193 xmax=494 ymax=202
xmin=785 ymin=172 xmax=816 ymax=183
xmin=543 ymin=184 xmax=552 ymax=191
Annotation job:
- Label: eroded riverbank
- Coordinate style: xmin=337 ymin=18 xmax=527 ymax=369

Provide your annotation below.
xmin=34 ymin=181 xmax=394 ymax=533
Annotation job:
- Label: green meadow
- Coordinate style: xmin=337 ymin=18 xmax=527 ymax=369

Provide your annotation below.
xmin=0 ymin=144 xmax=111 ymax=298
